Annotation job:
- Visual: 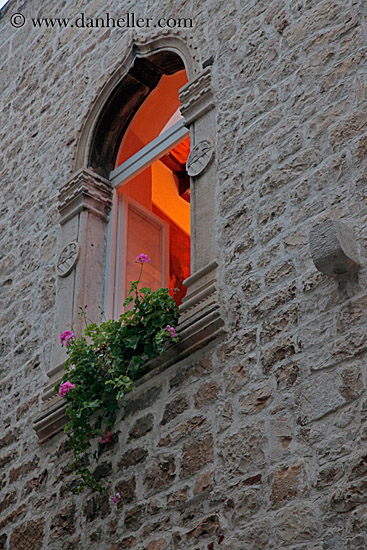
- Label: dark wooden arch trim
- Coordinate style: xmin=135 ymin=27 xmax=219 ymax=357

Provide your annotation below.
xmin=88 ymin=52 xmax=185 ymax=178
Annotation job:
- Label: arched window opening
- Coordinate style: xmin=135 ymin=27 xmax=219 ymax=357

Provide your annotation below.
xmin=107 ymin=69 xmax=190 ymax=316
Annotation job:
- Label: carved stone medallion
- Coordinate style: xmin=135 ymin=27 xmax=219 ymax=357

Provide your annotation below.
xmin=186 ymin=140 xmax=214 ymax=177
xmin=56 ymin=242 xmax=80 ymax=277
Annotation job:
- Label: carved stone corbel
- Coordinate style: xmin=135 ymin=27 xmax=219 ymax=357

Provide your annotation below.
xmin=309 ymin=218 xmax=360 ymax=276
xmin=179 ymin=260 xmax=224 ymax=351
xmin=33 ymin=362 xmax=67 ymax=443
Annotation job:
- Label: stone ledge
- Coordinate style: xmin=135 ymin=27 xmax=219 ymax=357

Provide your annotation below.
xmin=33 ymin=398 xmax=68 ymax=445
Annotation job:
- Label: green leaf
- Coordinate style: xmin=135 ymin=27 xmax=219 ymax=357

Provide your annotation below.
xmin=54 ymin=276 xmax=180 ymax=495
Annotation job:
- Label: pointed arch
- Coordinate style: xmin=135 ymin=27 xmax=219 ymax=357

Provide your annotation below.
xmin=72 ymin=33 xmax=200 ymax=178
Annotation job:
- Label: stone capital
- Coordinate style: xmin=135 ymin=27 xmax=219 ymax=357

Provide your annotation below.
xmin=58 ymin=167 xmax=112 ymax=225
xmin=179 ymin=67 xmax=214 ymax=126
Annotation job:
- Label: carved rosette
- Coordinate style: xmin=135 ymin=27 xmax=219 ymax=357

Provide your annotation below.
xmin=56 ymin=242 xmax=80 ymax=277
xmin=186 ymin=140 xmax=214 ymax=177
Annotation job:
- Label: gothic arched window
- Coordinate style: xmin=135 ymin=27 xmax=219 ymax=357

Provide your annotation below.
xmin=36 ymin=46 xmax=224 ymax=443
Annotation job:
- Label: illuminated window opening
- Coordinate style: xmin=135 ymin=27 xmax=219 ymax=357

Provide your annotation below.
xmin=107 ymin=70 xmax=190 ymax=316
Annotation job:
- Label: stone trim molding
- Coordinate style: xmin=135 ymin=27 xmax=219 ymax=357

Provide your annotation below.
xmin=176 ymin=68 xmax=225 ymax=358
xmin=178 ymin=260 xmax=225 ymax=354
xmin=131 ymin=28 xmax=201 ymax=78
xmin=34 ymin=362 xmax=67 ymax=444
xmin=179 ymin=67 xmax=214 ymax=126
xmin=59 ymin=167 xmax=112 ymax=225
xmin=34 ymin=169 xmax=114 ymax=443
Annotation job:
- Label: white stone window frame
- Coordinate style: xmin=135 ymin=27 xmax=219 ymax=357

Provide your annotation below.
xmin=34 ymin=37 xmax=225 ymax=443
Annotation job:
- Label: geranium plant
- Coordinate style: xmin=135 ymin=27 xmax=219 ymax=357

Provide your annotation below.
xmin=55 ymin=254 xmax=179 ymax=493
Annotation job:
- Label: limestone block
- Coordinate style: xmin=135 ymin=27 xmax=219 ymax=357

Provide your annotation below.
xmin=274 ymin=505 xmax=316 ymax=543
xmin=219 ymin=425 xmax=265 ymax=475
xmin=144 ymin=456 xmax=176 ymax=494
xmin=239 ymin=384 xmax=272 ymax=414
xmin=180 ymin=434 xmax=213 ymax=478
xmin=309 ymin=219 xmax=360 ymax=276
xmin=295 ymin=365 xmax=363 ymax=426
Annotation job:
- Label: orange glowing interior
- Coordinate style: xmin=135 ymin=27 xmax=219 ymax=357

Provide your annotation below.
xmin=116 ymin=70 xmax=190 ymax=306
xmin=116 ymin=71 xmax=188 ymax=166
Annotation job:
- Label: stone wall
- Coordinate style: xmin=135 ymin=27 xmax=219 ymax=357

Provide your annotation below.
xmin=1 ymin=0 xmax=367 ymax=548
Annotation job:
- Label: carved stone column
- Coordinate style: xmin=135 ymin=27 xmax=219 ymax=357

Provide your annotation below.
xmin=178 ymin=68 xmax=225 ymax=351
xmin=56 ymin=167 xmax=112 ymax=350
xmin=34 ymin=168 xmax=112 ymax=442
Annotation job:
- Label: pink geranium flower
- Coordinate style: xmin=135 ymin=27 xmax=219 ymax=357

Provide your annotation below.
xmin=110 ymin=492 xmax=121 ymax=504
xmin=59 ymin=381 xmax=75 ymax=397
xmin=99 ymin=431 xmax=113 ymax=444
xmin=166 ymin=325 xmax=177 ymax=338
xmin=60 ymin=330 xmax=75 ymax=347
xmin=135 ymin=253 xmax=151 ymax=264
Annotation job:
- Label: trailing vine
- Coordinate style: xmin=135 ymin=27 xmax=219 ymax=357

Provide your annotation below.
xmin=55 ymin=254 xmax=179 ymax=494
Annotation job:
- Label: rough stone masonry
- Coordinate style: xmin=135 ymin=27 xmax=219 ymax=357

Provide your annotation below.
xmin=1 ymin=0 xmax=367 ymax=548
